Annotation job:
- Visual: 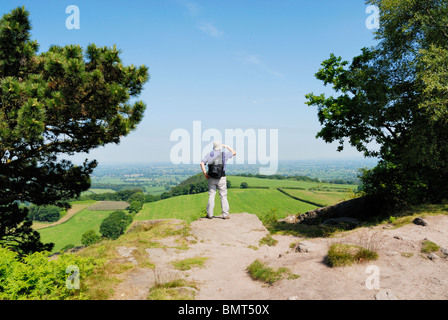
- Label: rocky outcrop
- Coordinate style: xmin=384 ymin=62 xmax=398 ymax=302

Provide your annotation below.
xmin=413 ymin=217 xmax=429 ymax=226
xmin=280 ymin=196 xmax=383 ymax=225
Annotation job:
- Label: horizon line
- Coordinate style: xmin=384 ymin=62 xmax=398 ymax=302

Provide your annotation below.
xmin=87 ymin=157 xmax=378 ymax=166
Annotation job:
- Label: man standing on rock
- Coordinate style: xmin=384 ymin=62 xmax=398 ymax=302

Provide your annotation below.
xmin=200 ymin=141 xmax=236 ymax=219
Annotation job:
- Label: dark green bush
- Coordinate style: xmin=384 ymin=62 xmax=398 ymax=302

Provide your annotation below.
xmin=81 ymin=229 xmax=101 ymax=246
xmin=28 ymin=205 xmax=61 ymax=222
xmin=128 ymin=201 xmax=143 ymax=213
xmin=99 ymin=211 xmax=133 ymax=240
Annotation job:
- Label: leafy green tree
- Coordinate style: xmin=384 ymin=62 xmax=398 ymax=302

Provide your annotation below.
xmin=99 ymin=218 xmax=122 ymax=240
xmin=99 ymin=211 xmax=133 ymax=240
xmin=160 ymin=192 xmax=171 ymax=200
xmin=116 ymin=189 xmax=143 ymax=201
xmin=127 ymin=191 xmax=145 ymax=203
xmin=28 ymin=205 xmax=61 ymax=222
xmin=144 ymin=194 xmax=159 ymax=203
xmin=240 ymin=182 xmax=249 ymax=189
xmin=0 ymin=7 xmax=149 ymax=253
xmin=128 ymin=200 xmax=143 ymax=213
xmin=306 ymin=0 xmax=448 ymax=205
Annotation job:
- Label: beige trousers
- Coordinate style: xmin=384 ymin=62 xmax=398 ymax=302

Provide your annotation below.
xmin=206 ymin=176 xmax=229 ymax=218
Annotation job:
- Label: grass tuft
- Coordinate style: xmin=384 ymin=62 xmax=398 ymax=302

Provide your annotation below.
xmin=147 ymin=279 xmax=198 ymax=300
xmin=172 ymin=256 xmax=208 ymax=271
xmin=259 ymin=234 xmax=278 ymax=246
xmin=247 ymin=259 xmax=299 ymax=285
xmin=324 ymin=243 xmax=378 ymax=267
xmin=421 ymin=240 xmax=440 ymax=253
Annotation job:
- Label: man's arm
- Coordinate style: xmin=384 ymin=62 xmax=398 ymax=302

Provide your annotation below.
xmin=200 ymin=161 xmax=209 ymax=179
xmin=223 ymin=144 xmax=236 ymax=156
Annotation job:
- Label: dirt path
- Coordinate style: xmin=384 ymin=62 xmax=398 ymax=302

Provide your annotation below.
xmin=110 ymin=213 xmax=448 ymax=300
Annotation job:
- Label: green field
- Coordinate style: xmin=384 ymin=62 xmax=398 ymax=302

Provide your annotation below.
xmin=38 ymin=208 xmax=112 ymax=252
xmin=135 ymin=188 xmax=318 ymax=223
xmin=145 ymin=186 xmax=169 ymax=195
xmin=37 ymin=175 xmax=358 ymax=252
xmin=280 ymin=189 xmax=348 ymax=206
xmin=227 ymin=176 xmax=357 ymax=191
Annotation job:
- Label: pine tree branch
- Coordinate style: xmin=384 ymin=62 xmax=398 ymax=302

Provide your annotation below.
xmin=79 ymin=89 xmax=96 ymax=104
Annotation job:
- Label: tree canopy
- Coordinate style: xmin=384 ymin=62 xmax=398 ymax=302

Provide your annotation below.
xmin=306 ymin=0 xmax=448 ymax=206
xmin=0 ymin=7 xmax=149 ymax=254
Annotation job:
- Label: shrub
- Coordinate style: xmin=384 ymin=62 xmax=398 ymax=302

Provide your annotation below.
xmin=190 ymin=209 xmax=207 ymax=222
xmin=127 ymin=192 xmax=145 ymax=203
xmin=81 ymin=229 xmax=101 ymax=246
xmin=240 ymin=182 xmax=249 ymax=189
xmin=261 ymin=208 xmax=279 ymax=225
xmin=99 ymin=211 xmax=133 ymax=240
xmin=128 ymin=200 xmax=143 ymax=213
xmin=0 ymin=247 xmax=101 ymax=300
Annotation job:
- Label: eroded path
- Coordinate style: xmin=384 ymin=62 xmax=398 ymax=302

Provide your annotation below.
xmin=110 ymin=213 xmax=448 ymax=300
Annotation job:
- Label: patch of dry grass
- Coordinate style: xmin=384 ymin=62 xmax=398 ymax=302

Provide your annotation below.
xmin=324 ymin=243 xmax=378 ymax=267
xmin=75 ymin=219 xmax=193 ymax=299
xmin=87 ymin=201 xmax=130 ymax=211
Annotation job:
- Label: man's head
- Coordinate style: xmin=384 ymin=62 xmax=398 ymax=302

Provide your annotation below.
xmin=213 ymin=141 xmax=222 ymax=151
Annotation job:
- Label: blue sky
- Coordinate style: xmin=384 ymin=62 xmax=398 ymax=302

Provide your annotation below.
xmin=1 ymin=0 xmax=378 ymax=164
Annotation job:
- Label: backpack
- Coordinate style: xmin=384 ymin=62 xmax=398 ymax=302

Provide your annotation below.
xmin=207 ymin=151 xmax=225 ymax=179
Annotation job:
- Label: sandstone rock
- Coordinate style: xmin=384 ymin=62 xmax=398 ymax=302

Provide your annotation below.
xmin=279 ymin=215 xmax=298 ymax=224
xmin=295 ymin=241 xmax=312 ymax=253
xmin=116 ymin=246 xmax=138 ymax=265
xmin=413 ymin=217 xmax=429 ymax=226
xmin=393 ymin=235 xmax=411 ymax=241
xmin=427 ymin=253 xmax=439 ymax=261
xmin=295 ymin=195 xmax=383 ymax=225
xmin=385 ymin=251 xmax=399 ymax=256
xmin=375 ymin=289 xmax=397 ymax=300
xmin=440 ymin=247 xmax=448 ymax=257
xmin=321 ymin=217 xmax=360 ymax=227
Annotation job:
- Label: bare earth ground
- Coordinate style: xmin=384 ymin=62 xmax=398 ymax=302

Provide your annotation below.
xmin=110 ymin=213 xmax=448 ymax=300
